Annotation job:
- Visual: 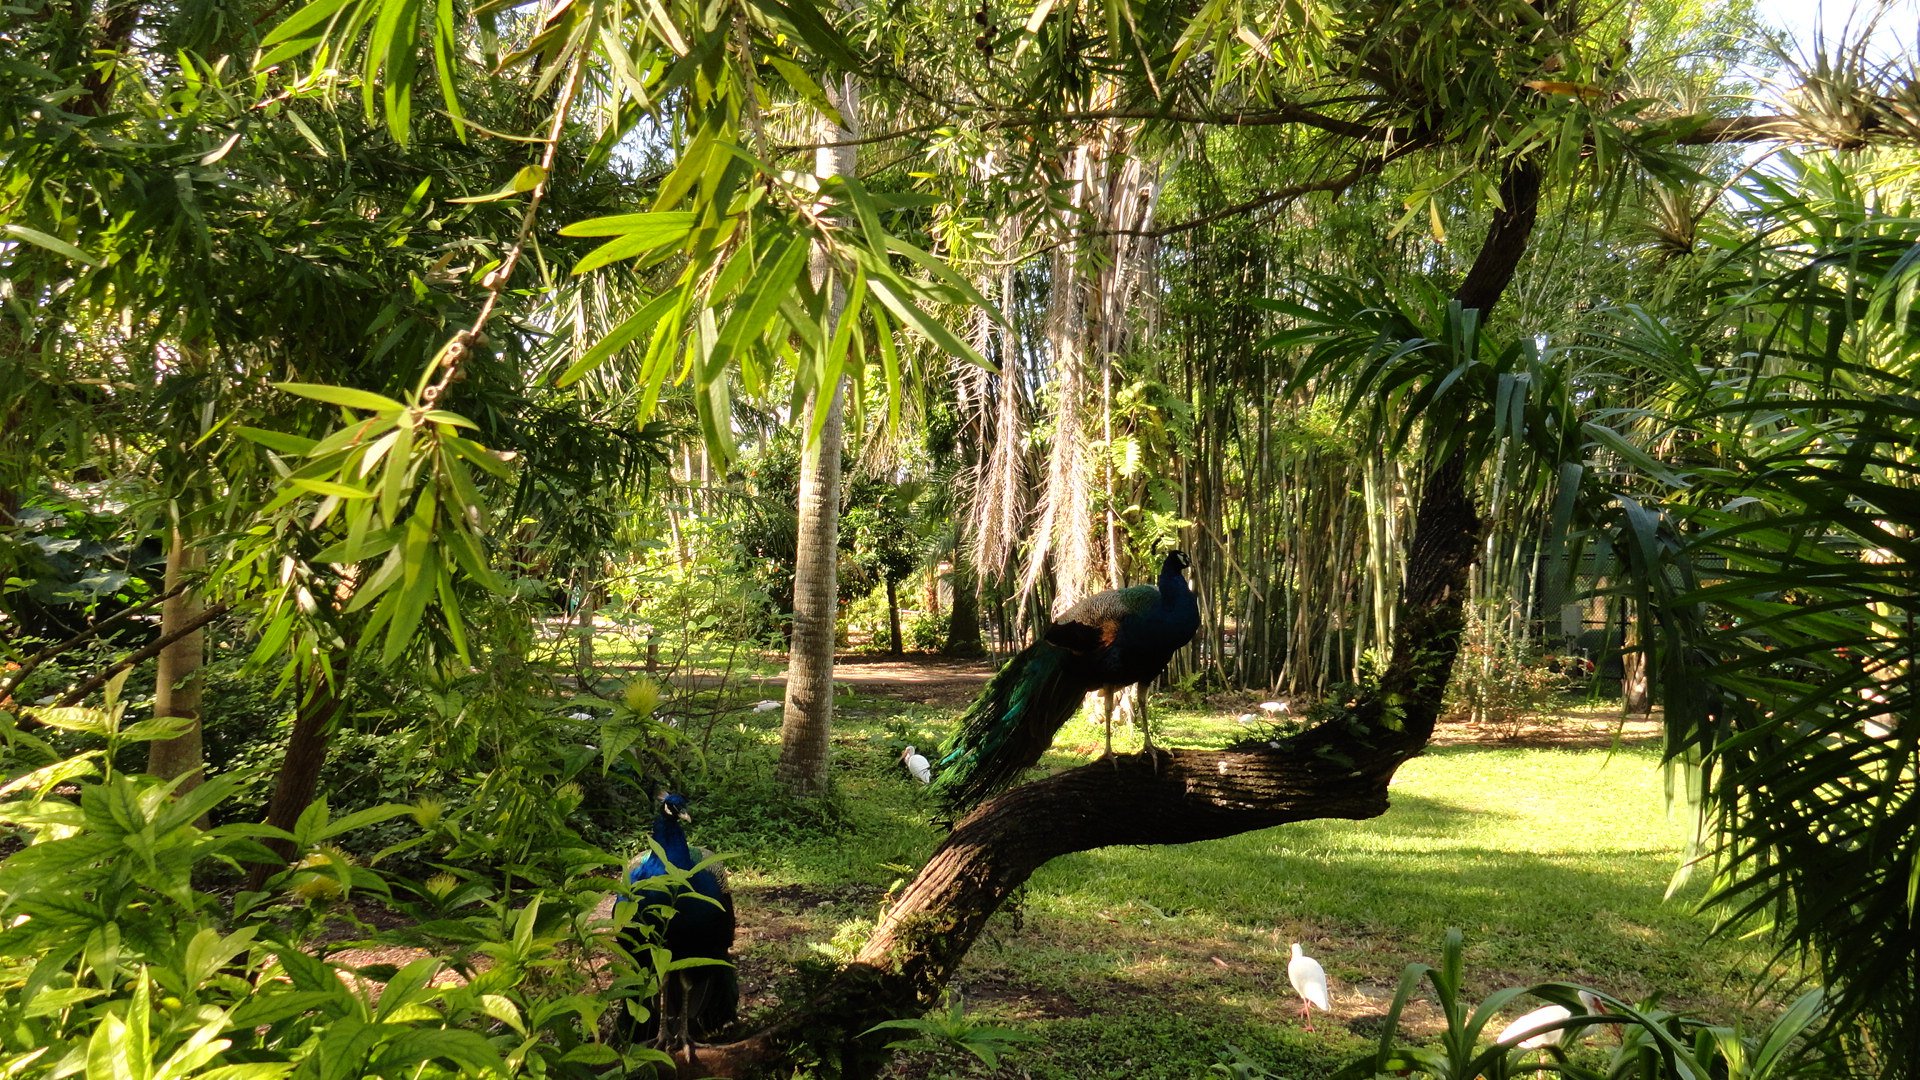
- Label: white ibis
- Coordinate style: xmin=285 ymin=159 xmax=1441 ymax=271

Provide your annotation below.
xmin=1259 ymin=700 xmax=1290 ymax=717
xmin=1498 ymin=992 xmax=1603 ymax=1059
xmin=1574 ymin=989 xmax=1617 ymax=1041
xmin=752 ymin=699 xmax=781 ymax=713
xmin=1287 ymin=943 xmax=1331 ymax=1030
xmin=901 ymin=745 xmax=931 ymax=784
xmin=1496 ymin=1003 xmax=1571 ymax=1049
xmin=1236 ymin=712 xmax=1259 ymax=725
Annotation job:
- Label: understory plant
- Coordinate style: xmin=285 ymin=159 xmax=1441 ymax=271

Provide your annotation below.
xmin=0 ymin=677 xmax=675 ymax=1077
xmin=1315 ymin=929 xmax=1835 ymax=1080
xmin=1445 ymin=608 xmax=1582 ymax=736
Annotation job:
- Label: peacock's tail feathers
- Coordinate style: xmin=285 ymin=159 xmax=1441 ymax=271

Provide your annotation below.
xmin=932 ymin=641 xmax=1086 ymax=815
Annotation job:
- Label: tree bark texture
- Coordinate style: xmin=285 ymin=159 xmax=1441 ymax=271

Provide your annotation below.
xmin=1621 ymin=603 xmax=1651 ymax=715
xmin=246 ymin=666 xmax=350 ymax=890
xmin=146 ymin=526 xmax=207 ymax=792
xmin=681 ymin=155 xmax=1539 ymax=1080
xmin=575 ymin=574 xmax=596 ymax=673
xmin=885 ymin=577 xmax=902 ymax=658
xmin=776 ymin=74 xmax=858 ymax=795
xmin=943 ymin=556 xmax=985 ymax=658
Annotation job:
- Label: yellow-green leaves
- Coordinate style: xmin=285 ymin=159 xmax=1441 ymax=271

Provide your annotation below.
xmin=449 ymin=165 xmax=549 ymax=204
xmin=3 ymin=223 xmax=102 ymax=267
xmin=558 ymin=170 xmax=997 ymax=466
xmin=560 ymin=211 xmax=698 ymax=272
xmin=260 ymin=0 xmax=464 ymax=145
xmin=276 ymin=382 xmax=407 ymax=413
xmin=252 ymin=384 xmax=506 ymax=671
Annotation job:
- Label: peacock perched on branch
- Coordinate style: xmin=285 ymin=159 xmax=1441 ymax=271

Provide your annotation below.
xmin=933 ymin=550 xmax=1200 ymax=814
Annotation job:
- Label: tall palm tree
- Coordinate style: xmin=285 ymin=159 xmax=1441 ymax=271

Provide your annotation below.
xmin=777 ymin=74 xmax=861 ymax=794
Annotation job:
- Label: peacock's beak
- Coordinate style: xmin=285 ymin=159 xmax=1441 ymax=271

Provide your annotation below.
xmin=676 ymin=810 xmax=692 ymax=824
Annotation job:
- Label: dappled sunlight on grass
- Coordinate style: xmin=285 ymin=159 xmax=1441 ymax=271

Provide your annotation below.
xmin=631 ymin=685 xmax=1778 ymax=1079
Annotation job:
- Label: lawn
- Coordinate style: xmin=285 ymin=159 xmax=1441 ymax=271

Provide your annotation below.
xmin=666 ymin=676 xmax=1780 ymax=1079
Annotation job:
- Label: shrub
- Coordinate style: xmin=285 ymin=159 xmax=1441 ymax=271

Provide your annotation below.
xmin=905 ymin=612 xmax=949 ymax=653
xmin=0 ymin=678 xmax=676 ymax=1077
xmin=1444 ymin=609 xmax=1579 ymax=736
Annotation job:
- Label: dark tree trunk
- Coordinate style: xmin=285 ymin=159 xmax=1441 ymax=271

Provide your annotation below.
xmin=885 ymin=577 xmax=903 ymax=657
xmin=246 ymin=668 xmax=350 ymax=890
xmin=944 ymin=557 xmax=985 ymax=658
xmin=675 ymin=157 xmax=1539 ymax=1079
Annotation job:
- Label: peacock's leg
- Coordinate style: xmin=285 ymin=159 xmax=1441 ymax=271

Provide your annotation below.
xmin=1139 ymin=684 xmax=1155 ymax=753
xmin=1101 ymin=688 xmax=1115 ymax=757
xmin=676 ymin=972 xmax=698 ymax=1063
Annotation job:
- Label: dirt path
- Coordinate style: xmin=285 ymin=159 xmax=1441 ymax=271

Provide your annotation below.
xmin=815 ymin=655 xmax=996 ymax=706
xmin=686 ymin=654 xmax=997 ymax=708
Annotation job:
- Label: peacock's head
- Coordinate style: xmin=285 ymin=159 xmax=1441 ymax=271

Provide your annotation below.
xmin=659 ymin=792 xmax=692 ymax=823
xmin=1163 ymin=549 xmax=1191 ymax=573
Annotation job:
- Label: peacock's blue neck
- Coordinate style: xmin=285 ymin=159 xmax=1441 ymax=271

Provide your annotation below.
xmin=1159 ymin=563 xmax=1192 ymax=607
xmin=651 ymin=812 xmax=695 ymax=869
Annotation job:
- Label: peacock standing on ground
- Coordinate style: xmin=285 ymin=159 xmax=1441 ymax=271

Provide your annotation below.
xmin=616 ymin=792 xmax=737 ymax=1057
xmin=933 ymin=550 xmax=1200 ymax=814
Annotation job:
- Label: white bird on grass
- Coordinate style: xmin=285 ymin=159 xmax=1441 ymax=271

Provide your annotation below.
xmin=752 ymin=699 xmax=781 ymax=713
xmin=1287 ymin=943 xmax=1331 ymax=1030
xmin=1497 ymin=1003 xmax=1571 ymax=1050
xmin=1497 ymin=992 xmax=1604 ymax=1055
xmin=901 ymin=745 xmax=931 ymax=784
xmin=1259 ymin=700 xmax=1290 ymax=717
xmin=1236 ymin=712 xmax=1259 ymax=725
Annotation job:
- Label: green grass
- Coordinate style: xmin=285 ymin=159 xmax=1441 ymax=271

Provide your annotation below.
xmin=655 ymin=687 xmax=1781 ymax=1080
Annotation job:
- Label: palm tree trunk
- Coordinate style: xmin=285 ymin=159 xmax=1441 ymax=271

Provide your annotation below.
xmin=147 ymin=524 xmax=206 ymax=795
xmin=1622 ymin=603 xmax=1651 ymax=715
xmin=776 ymin=73 xmax=858 ymax=795
xmin=944 ymin=554 xmax=984 ymax=657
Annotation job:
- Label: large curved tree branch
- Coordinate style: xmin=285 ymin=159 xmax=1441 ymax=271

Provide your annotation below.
xmin=675 ymin=158 xmax=1539 ymax=1079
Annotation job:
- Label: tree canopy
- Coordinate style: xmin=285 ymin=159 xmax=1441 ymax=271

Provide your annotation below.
xmin=4 ymin=0 xmax=1919 ymax=1076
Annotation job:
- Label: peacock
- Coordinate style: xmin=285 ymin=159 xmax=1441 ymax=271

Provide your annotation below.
xmin=932 ymin=550 xmax=1200 ymax=814
xmin=616 ymin=792 xmax=738 ymax=1056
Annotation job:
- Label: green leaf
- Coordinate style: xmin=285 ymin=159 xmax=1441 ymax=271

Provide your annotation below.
xmin=558 ymin=210 xmax=698 ymax=238
xmin=290 ymin=477 xmax=374 ymax=500
xmin=276 ymin=382 xmax=407 ymax=412
xmin=318 ymin=802 xmax=415 ymax=840
xmin=235 ymin=426 xmax=319 ymax=455
xmin=261 ymin=0 xmax=356 ymax=47
xmin=371 ymin=0 xmax=424 ymax=143
xmin=381 ymin=546 xmax=437 ymax=665
xmin=867 ymin=277 xmax=990 ymax=370
xmin=4 ymin=224 xmax=103 ymax=267
xmin=708 ymin=234 xmax=809 ymax=381
xmin=570 ymin=215 xmax=700 ymax=274
xmin=556 ymin=290 xmax=678 ymax=386
xmin=448 ymin=164 xmax=548 ymax=203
